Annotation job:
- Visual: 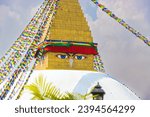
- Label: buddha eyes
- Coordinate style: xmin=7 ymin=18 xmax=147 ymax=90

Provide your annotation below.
xmin=57 ymin=54 xmax=68 ymax=59
xmin=74 ymin=55 xmax=86 ymax=60
xmin=56 ymin=54 xmax=86 ymax=60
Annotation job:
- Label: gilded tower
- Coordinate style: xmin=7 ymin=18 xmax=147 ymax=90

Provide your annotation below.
xmin=36 ymin=0 xmax=103 ymax=71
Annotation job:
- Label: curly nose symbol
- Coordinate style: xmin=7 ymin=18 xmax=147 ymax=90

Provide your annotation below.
xmin=69 ymin=59 xmax=74 ymax=68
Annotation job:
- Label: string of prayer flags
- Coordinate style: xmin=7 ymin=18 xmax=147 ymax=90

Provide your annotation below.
xmin=0 ymin=0 xmax=60 ymax=100
xmin=91 ymin=0 xmax=150 ymax=46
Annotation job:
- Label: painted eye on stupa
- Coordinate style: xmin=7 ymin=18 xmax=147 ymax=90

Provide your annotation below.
xmin=56 ymin=54 xmax=68 ymax=59
xmin=74 ymin=55 xmax=86 ymax=60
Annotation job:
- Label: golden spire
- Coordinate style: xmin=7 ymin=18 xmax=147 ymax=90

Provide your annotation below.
xmin=48 ymin=0 xmax=93 ymax=42
xmin=36 ymin=0 xmax=97 ymax=71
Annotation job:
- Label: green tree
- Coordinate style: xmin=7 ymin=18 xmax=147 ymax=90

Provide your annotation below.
xmin=25 ymin=75 xmax=92 ymax=100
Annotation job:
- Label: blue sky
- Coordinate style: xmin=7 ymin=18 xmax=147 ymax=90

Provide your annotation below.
xmin=0 ymin=0 xmax=150 ymax=99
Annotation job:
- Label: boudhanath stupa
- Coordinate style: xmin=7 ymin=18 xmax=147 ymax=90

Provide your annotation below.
xmin=0 ymin=0 xmax=140 ymax=100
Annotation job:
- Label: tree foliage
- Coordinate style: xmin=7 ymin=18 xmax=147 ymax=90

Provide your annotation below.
xmin=25 ymin=75 xmax=92 ymax=100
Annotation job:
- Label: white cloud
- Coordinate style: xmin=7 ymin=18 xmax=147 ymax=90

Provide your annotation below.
xmin=0 ymin=5 xmax=21 ymax=23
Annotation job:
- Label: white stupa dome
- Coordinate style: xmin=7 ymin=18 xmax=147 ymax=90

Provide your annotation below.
xmin=20 ymin=70 xmax=139 ymax=100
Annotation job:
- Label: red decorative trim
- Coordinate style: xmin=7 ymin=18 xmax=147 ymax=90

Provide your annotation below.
xmin=44 ymin=46 xmax=98 ymax=55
